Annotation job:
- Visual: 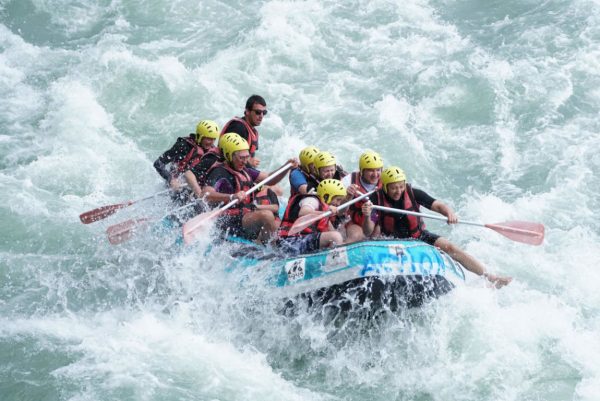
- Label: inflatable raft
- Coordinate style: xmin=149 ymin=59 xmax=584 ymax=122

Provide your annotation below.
xmin=225 ymin=239 xmax=465 ymax=311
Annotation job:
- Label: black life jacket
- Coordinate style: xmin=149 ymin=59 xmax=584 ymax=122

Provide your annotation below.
xmin=375 ymin=184 xmax=425 ymax=238
xmin=278 ymin=194 xmax=330 ymax=237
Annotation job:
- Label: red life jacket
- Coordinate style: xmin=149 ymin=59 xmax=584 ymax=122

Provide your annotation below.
xmin=347 ymin=171 xmax=382 ymax=226
xmin=175 ymin=136 xmax=203 ymax=173
xmin=254 ymin=187 xmax=280 ymax=223
xmin=375 ymin=184 xmax=425 ymax=238
xmin=206 ymin=162 xmax=256 ymax=216
xmin=220 ymin=117 xmax=259 ymax=156
xmin=175 ymin=136 xmax=220 ymax=173
xmin=278 ymin=194 xmax=330 ymax=237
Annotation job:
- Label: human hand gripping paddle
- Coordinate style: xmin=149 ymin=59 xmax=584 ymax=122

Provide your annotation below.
xmin=288 ymin=190 xmax=377 ymax=236
xmin=79 ymin=185 xmax=187 ymax=224
xmin=182 ymin=162 xmax=294 ymax=245
xmin=370 ymin=205 xmax=545 ymax=245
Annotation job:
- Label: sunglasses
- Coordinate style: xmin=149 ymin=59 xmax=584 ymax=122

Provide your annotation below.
xmin=252 ymin=109 xmax=268 ymax=116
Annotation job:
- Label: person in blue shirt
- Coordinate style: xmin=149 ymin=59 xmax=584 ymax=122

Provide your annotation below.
xmin=289 ymin=146 xmax=320 ymax=196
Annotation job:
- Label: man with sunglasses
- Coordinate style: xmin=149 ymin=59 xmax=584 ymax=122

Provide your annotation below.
xmin=220 ymin=94 xmax=267 ymax=169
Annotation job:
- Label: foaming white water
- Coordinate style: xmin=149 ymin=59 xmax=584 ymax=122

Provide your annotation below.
xmin=0 ymin=313 xmax=327 ymax=401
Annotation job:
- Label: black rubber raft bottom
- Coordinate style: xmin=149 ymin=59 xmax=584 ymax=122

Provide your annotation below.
xmin=280 ymin=275 xmax=455 ymax=321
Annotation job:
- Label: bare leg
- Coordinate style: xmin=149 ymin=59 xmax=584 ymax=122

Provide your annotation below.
xmin=242 ymin=210 xmax=277 ymax=244
xmin=345 ymin=223 xmax=365 ymax=244
xmin=434 ymin=237 xmax=512 ymax=288
xmin=319 ymin=231 xmax=343 ymax=249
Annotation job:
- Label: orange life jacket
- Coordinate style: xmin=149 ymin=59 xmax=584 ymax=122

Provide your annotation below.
xmin=278 ymin=194 xmax=330 ymax=237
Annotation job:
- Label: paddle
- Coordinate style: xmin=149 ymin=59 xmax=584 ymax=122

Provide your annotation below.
xmin=370 ymin=205 xmax=545 ymax=246
xmin=106 ymin=201 xmax=197 ymax=245
xmin=182 ymin=162 xmax=293 ymax=245
xmin=288 ymin=190 xmax=376 ymax=236
xmin=80 ymin=185 xmax=187 ymax=224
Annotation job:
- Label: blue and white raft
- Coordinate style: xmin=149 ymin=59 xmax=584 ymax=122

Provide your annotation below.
xmin=227 ymin=239 xmax=466 ymax=311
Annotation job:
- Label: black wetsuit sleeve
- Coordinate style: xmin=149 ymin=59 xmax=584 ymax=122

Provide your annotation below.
xmin=413 ymin=188 xmax=436 ymax=210
xmin=153 ymin=159 xmax=173 ymax=182
xmin=153 ymin=137 xmax=193 ymax=181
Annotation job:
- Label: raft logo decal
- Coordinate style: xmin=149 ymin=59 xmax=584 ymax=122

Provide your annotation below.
xmin=286 ymin=259 xmax=306 ymax=282
xmin=322 ymin=248 xmax=348 ymax=273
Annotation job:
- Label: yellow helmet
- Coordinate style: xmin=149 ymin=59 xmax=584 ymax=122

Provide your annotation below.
xmin=359 ymin=150 xmax=383 ymax=172
xmin=381 ymin=166 xmax=407 ymax=193
xmin=299 ymin=146 xmax=319 ymax=171
xmin=317 ymin=179 xmax=347 ymax=204
xmin=220 ymin=133 xmax=249 ymax=162
xmin=218 ymin=132 xmax=236 ymax=154
xmin=313 ymin=151 xmax=336 ymax=171
xmin=195 ymin=120 xmax=220 ymax=141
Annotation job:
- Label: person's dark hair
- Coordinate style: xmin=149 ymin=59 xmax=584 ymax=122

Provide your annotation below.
xmin=245 ymin=95 xmax=266 ymax=111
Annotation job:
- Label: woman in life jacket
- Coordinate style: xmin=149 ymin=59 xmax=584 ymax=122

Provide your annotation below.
xmin=361 ymin=166 xmax=512 ymax=288
xmin=341 ymin=150 xmax=383 ymax=243
xmin=201 ymin=133 xmax=296 ymax=244
xmin=276 ymin=179 xmax=347 ymax=255
xmin=289 ymin=146 xmax=320 ymax=196
xmin=309 ymin=151 xmax=348 ymax=192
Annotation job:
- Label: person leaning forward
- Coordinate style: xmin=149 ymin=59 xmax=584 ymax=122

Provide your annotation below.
xmin=201 ymin=133 xmax=297 ymax=244
xmin=361 ymin=166 xmax=512 ymax=288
